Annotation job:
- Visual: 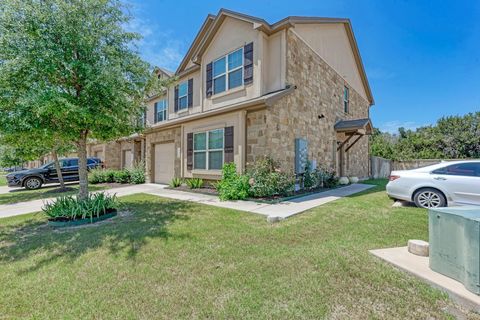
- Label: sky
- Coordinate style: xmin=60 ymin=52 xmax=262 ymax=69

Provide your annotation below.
xmin=126 ymin=0 xmax=480 ymax=134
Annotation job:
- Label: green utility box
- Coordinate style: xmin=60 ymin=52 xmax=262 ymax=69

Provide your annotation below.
xmin=429 ymin=207 xmax=480 ymax=295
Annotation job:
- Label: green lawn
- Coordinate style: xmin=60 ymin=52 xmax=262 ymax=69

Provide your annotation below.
xmin=0 ymin=184 xmax=107 ymax=205
xmin=0 ymin=174 xmax=6 ymax=186
xmin=0 ymin=180 xmax=473 ymax=319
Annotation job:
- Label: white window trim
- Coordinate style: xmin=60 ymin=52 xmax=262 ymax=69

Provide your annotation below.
xmin=178 ymin=81 xmax=188 ymax=110
xmin=193 ymin=129 xmax=224 ymax=170
xmin=155 ymin=99 xmax=168 ymax=122
xmin=212 ymin=47 xmax=244 ymax=96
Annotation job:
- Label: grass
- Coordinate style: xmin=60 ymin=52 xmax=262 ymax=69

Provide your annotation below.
xmin=0 ymin=184 xmax=107 ymax=205
xmin=0 ymin=174 xmax=6 ymax=186
xmin=0 ymin=180 xmax=475 ymax=319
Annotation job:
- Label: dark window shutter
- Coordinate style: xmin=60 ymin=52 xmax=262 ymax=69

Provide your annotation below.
xmin=174 ymin=85 xmax=179 ymax=112
xmin=154 ymin=102 xmax=158 ymax=123
xmin=187 ymin=78 xmax=193 ymax=108
xmin=244 ymin=42 xmax=253 ymax=85
xmin=206 ymin=62 xmax=213 ymax=98
xmin=224 ymin=126 xmax=234 ymax=163
xmin=187 ymin=133 xmax=193 ymax=170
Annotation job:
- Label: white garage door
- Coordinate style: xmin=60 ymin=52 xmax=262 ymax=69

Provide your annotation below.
xmin=154 ymin=143 xmax=175 ymax=184
xmin=123 ymin=149 xmax=134 ymax=169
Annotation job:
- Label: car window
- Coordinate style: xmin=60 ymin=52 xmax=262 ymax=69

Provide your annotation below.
xmin=69 ymin=159 xmax=78 ymax=167
xmin=59 ymin=160 xmax=70 ymax=168
xmin=87 ymin=158 xmax=97 ymax=165
xmin=432 ymin=163 xmax=480 ymax=177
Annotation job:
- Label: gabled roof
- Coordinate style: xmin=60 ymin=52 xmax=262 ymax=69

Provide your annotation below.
xmin=175 ymin=8 xmax=374 ymax=105
xmin=334 ymin=118 xmax=373 ymax=134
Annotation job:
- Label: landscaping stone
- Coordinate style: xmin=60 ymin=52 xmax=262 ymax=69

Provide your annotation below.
xmin=408 ymin=239 xmax=429 ymax=257
xmin=339 ymin=177 xmax=350 ymax=185
xmin=349 ymin=177 xmax=359 ymax=183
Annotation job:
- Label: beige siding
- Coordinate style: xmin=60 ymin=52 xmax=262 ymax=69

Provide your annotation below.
xmin=293 ymin=24 xmax=368 ymax=101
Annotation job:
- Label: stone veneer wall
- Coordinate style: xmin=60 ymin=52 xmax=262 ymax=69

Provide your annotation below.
xmin=144 ymin=127 xmax=182 ymax=183
xmin=246 ymin=29 xmax=371 ymax=178
xmin=87 ymin=142 xmax=122 ymax=169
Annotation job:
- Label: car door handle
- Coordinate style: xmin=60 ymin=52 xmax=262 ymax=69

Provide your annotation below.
xmin=434 ymin=177 xmax=447 ymax=181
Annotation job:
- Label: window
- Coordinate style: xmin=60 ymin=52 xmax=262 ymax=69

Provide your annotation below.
xmin=213 ymin=48 xmax=243 ymax=95
xmin=193 ymin=129 xmax=224 ymax=170
xmin=178 ymin=81 xmax=188 ymax=109
xmin=432 ymin=163 xmax=480 ymax=177
xmin=343 ymin=86 xmax=349 ymax=113
xmin=155 ymin=99 xmax=168 ymax=122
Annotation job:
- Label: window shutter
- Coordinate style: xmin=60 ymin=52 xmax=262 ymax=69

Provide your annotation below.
xmin=224 ymin=126 xmax=234 ymax=163
xmin=188 ymin=78 xmax=193 ymax=108
xmin=244 ymin=42 xmax=253 ymax=84
xmin=206 ymin=62 xmax=213 ymax=98
xmin=174 ymin=85 xmax=179 ymax=112
xmin=154 ymin=102 xmax=158 ymax=123
xmin=187 ymin=133 xmax=193 ymax=170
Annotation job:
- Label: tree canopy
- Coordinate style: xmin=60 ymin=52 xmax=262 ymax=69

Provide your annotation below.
xmin=370 ymin=112 xmax=480 ymax=160
xmin=0 ymin=0 xmax=160 ymax=198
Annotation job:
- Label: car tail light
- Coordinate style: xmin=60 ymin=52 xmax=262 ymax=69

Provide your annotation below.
xmin=389 ymin=175 xmax=400 ymax=181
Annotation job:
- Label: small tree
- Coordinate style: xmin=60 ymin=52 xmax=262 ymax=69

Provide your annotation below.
xmin=0 ymin=0 xmax=161 ymax=199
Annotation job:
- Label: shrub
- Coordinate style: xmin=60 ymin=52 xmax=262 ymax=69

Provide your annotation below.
xmin=105 ymin=169 xmax=116 ymax=183
xmin=320 ymin=167 xmax=339 ymax=188
xmin=247 ymin=157 xmax=295 ymax=197
xmin=186 ymin=178 xmax=204 ymax=189
xmin=216 ymin=163 xmax=251 ymax=200
xmin=128 ymin=162 xmax=145 ymax=184
xmin=113 ymin=169 xmax=130 ymax=184
xmin=43 ymin=192 xmax=118 ymax=221
xmin=303 ymin=161 xmax=321 ymax=190
xmin=169 ymin=177 xmax=183 ymax=188
xmin=88 ymin=168 xmax=105 ymax=184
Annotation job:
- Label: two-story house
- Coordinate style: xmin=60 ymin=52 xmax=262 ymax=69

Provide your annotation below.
xmin=144 ymin=9 xmax=374 ymax=184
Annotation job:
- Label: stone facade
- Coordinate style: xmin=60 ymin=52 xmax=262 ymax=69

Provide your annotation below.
xmin=145 ymin=127 xmax=182 ymax=183
xmin=87 ymin=142 xmax=122 ymax=169
xmin=246 ymin=29 xmax=371 ymax=178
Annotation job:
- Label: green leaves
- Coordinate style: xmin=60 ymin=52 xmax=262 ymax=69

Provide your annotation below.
xmin=370 ymin=112 xmax=480 ymax=160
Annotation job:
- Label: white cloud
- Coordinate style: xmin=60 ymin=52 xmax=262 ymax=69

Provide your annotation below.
xmin=125 ymin=11 xmax=187 ymax=72
xmin=379 ymin=120 xmax=428 ymax=134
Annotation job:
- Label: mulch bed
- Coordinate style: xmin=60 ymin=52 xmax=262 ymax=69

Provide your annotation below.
xmin=166 ymin=185 xmax=341 ymax=203
xmin=165 ymin=185 xmax=218 ymax=196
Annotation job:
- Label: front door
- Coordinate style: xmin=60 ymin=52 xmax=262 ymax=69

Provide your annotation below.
xmin=123 ymin=150 xmax=133 ymax=169
xmin=154 ymin=143 xmax=175 ymax=184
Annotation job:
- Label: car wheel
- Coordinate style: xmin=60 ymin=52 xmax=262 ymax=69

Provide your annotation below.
xmin=414 ymin=188 xmax=446 ymax=209
xmin=24 ymin=177 xmax=43 ymax=190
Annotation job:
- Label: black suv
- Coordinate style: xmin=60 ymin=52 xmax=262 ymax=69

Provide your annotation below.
xmin=6 ymin=157 xmax=103 ymax=190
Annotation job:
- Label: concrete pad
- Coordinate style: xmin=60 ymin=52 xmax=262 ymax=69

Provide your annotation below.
xmin=370 ymin=246 xmax=480 ymax=312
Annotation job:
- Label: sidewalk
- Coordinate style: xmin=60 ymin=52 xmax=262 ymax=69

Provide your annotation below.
xmin=0 ymin=183 xmax=375 ymax=220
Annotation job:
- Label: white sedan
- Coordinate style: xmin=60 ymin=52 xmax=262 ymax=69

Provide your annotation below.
xmin=386 ymin=160 xmax=480 ymax=208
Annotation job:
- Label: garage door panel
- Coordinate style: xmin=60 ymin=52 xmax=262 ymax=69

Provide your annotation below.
xmin=154 ymin=143 xmax=175 ymax=184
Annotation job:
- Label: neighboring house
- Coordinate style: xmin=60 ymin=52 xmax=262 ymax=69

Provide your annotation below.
xmin=86 ymin=135 xmax=144 ymax=170
xmin=143 ymin=9 xmax=375 ymax=184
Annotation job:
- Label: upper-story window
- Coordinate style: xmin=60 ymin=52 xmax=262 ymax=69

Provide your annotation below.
xmin=178 ymin=82 xmax=188 ymax=109
xmin=154 ymin=99 xmax=167 ymax=123
xmin=213 ymin=48 xmax=243 ymax=95
xmin=343 ymin=86 xmax=349 ymax=113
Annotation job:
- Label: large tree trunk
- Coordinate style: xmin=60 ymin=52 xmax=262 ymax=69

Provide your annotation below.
xmin=51 ymin=149 xmax=66 ymax=191
xmin=77 ymin=130 xmax=89 ymax=201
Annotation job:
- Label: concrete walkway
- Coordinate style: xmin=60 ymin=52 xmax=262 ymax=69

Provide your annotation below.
xmin=0 ymin=183 xmax=374 ymax=220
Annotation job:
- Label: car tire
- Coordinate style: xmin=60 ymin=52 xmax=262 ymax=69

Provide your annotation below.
xmin=414 ymin=188 xmax=447 ymax=209
xmin=24 ymin=177 xmax=43 ymax=190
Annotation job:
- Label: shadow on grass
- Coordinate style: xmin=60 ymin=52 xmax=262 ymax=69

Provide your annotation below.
xmin=0 ymin=185 xmax=106 ymax=205
xmin=0 ymin=197 xmax=192 ymax=273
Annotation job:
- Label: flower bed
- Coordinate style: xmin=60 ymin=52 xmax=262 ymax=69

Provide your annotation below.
xmin=43 ymin=192 xmax=119 ymax=227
